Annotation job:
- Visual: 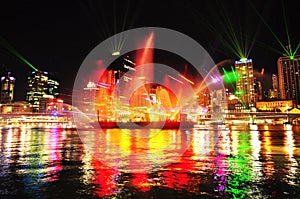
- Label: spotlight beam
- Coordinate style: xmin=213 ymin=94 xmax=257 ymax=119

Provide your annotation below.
xmin=0 ymin=36 xmax=38 ymax=71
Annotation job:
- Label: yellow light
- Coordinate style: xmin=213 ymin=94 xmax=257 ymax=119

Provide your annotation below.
xmin=112 ymin=51 xmax=120 ymax=56
xmin=178 ymin=74 xmax=195 ymax=85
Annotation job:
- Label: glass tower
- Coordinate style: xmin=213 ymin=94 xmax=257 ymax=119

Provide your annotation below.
xmin=235 ymin=58 xmax=255 ymax=108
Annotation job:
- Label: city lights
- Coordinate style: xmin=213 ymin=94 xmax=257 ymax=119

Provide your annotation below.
xmin=0 ymin=1 xmax=300 ymax=199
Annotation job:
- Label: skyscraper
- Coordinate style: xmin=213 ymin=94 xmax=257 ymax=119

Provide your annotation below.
xmin=277 ymin=54 xmax=300 ymax=106
xmin=0 ymin=72 xmax=15 ymax=103
xmin=271 ymin=74 xmax=279 ymax=99
xmin=48 ymin=78 xmax=60 ymax=98
xmin=26 ymin=70 xmax=60 ymax=112
xmin=26 ymin=71 xmax=49 ymax=112
xmin=235 ymin=58 xmax=255 ymax=108
xmin=254 ymin=78 xmax=263 ymax=101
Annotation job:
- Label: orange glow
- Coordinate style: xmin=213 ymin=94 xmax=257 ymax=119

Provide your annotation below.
xmin=131 ymin=173 xmax=151 ymax=192
xmin=92 ymin=158 xmax=120 ymax=197
xmin=178 ymin=74 xmax=195 ymax=85
xmin=263 ymin=131 xmax=274 ymax=178
xmin=261 ymin=68 xmax=264 ymax=75
xmin=135 ymin=32 xmax=154 ymax=66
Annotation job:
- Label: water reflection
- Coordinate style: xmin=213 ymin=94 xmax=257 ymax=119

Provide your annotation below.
xmin=0 ymin=125 xmax=299 ymax=198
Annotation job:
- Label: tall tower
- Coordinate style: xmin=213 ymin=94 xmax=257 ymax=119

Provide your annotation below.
xmin=83 ymin=80 xmax=99 ymax=115
xmin=254 ymin=78 xmax=263 ymax=101
xmin=26 ymin=71 xmax=49 ymax=112
xmin=271 ymin=74 xmax=279 ymax=99
xmin=277 ymin=54 xmax=300 ymax=106
xmin=235 ymin=58 xmax=255 ymax=108
xmin=48 ymin=77 xmax=60 ymax=98
xmin=0 ymin=72 xmax=16 ymax=103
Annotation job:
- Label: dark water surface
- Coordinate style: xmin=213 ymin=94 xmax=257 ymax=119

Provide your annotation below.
xmin=0 ymin=124 xmax=299 ymax=198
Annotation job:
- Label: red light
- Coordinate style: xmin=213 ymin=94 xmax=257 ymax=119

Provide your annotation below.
xmin=261 ymin=68 xmax=264 ymax=75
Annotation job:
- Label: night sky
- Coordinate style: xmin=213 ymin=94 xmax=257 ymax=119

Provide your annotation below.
xmin=0 ymin=0 xmax=299 ymax=104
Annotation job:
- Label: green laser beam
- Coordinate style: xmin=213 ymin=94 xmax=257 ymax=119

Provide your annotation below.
xmin=249 ymin=1 xmax=290 ymax=56
xmin=0 ymin=36 xmax=38 ymax=71
xmin=281 ymin=0 xmax=292 ymax=56
xmin=250 ymin=0 xmax=298 ymax=59
xmin=292 ymin=42 xmax=300 ymax=56
xmin=215 ymin=0 xmax=256 ymax=60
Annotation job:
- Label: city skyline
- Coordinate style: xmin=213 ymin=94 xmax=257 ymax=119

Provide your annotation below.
xmin=0 ymin=0 xmax=299 ymax=103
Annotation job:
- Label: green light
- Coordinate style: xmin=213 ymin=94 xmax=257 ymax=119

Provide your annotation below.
xmin=289 ymin=55 xmax=294 ymax=60
xmin=250 ymin=1 xmax=299 ymax=58
xmin=235 ymin=90 xmax=244 ymax=95
xmin=225 ymin=133 xmax=252 ymax=199
xmin=223 ymin=67 xmax=239 ymax=83
xmin=231 ymin=66 xmax=237 ymax=79
xmin=240 ymin=57 xmax=247 ymax=61
xmin=0 ymin=36 xmax=38 ymax=72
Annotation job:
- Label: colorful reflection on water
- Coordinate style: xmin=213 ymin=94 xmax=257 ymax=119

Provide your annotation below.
xmin=0 ymin=124 xmax=299 ymax=198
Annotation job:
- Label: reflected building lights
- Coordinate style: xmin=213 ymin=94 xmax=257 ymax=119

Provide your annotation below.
xmin=219 ymin=130 xmax=231 ymax=155
xmin=231 ymin=131 xmax=239 ymax=155
xmin=192 ymin=130 xmax=205 ymax=160
xmin=250 ymin=128 xmax=263 ymax=182
xmin=284 ymin=129 xmax=298 ymax=185
xmin=225 ymin=132 xmax=252 ymax=198
xmin=263 ymin=131 xmax=274 ymax=178
xmin=81 ymin=151 xmax=94 ymax=185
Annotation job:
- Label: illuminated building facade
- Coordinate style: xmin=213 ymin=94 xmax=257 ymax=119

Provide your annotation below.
xmin=277 ymin=55 xmax=300 ymax=106
xmin=271 ymin=74 xmax=279 ymax=99
xmin=227 ymin=94 xmax=245 ymax=111
xmin=256 ymin=99 xmax=293 ymax=112
xmin=254 ymin=78 xmax=263 ymax=101
xmin=48 ymin=78 xmax=60 ymax=98
xmin=0 ymin=101 xmax=32 ymax=113
xmin=0 ymin=72 xmax=15 ymax=103
xmin=26 ymin=70 xmax=60 ymax=112
xmin=26 ymin=71 xmax=49 ymax=112
xmin=235 ymin=59 xmax=255 ymax=108
xmin=83 ymin=80 xmax=99 ymax=115
xmin=95 ymin=70 xmax=115 ymax=121
xmin=95 ymin=56 xmax=135 ymax=122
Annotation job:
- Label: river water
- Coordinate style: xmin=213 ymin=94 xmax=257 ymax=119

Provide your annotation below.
xmin=0 ymin=124 xmax=299 ymax=198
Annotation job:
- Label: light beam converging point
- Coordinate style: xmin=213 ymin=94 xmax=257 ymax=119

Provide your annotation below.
xmin=250 ymin=1 xmax=299 ymax=59
xmin=213 ymin=1 xmax=258 ymax=61
xmin=112 ymin=51 xmax=120 ymax=56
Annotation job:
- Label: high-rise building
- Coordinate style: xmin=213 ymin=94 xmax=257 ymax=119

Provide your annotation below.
xmin=277 ymin=55 xmax=300 ymax=106
xmin=26 ymin=70 xmax=60 ymax=112
xmin=254 ymin=78 xmax=263 ymax=101
xmin=26 ymin=71 xmax=49 ymax=112
xmin=271 ymin=74 xmax=279 ymax=99
xmin=83 ymin=80 xmax=99 ymax=115
xmin=48 ymin=78 xmax=60 ymax=98
xmin=0 ymin=72 xmax=16 ymax=103
xmin=235 ymin=58 xmax=255 ymax=108
xmin=95 ymin=70 xmax=115 ymax=121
